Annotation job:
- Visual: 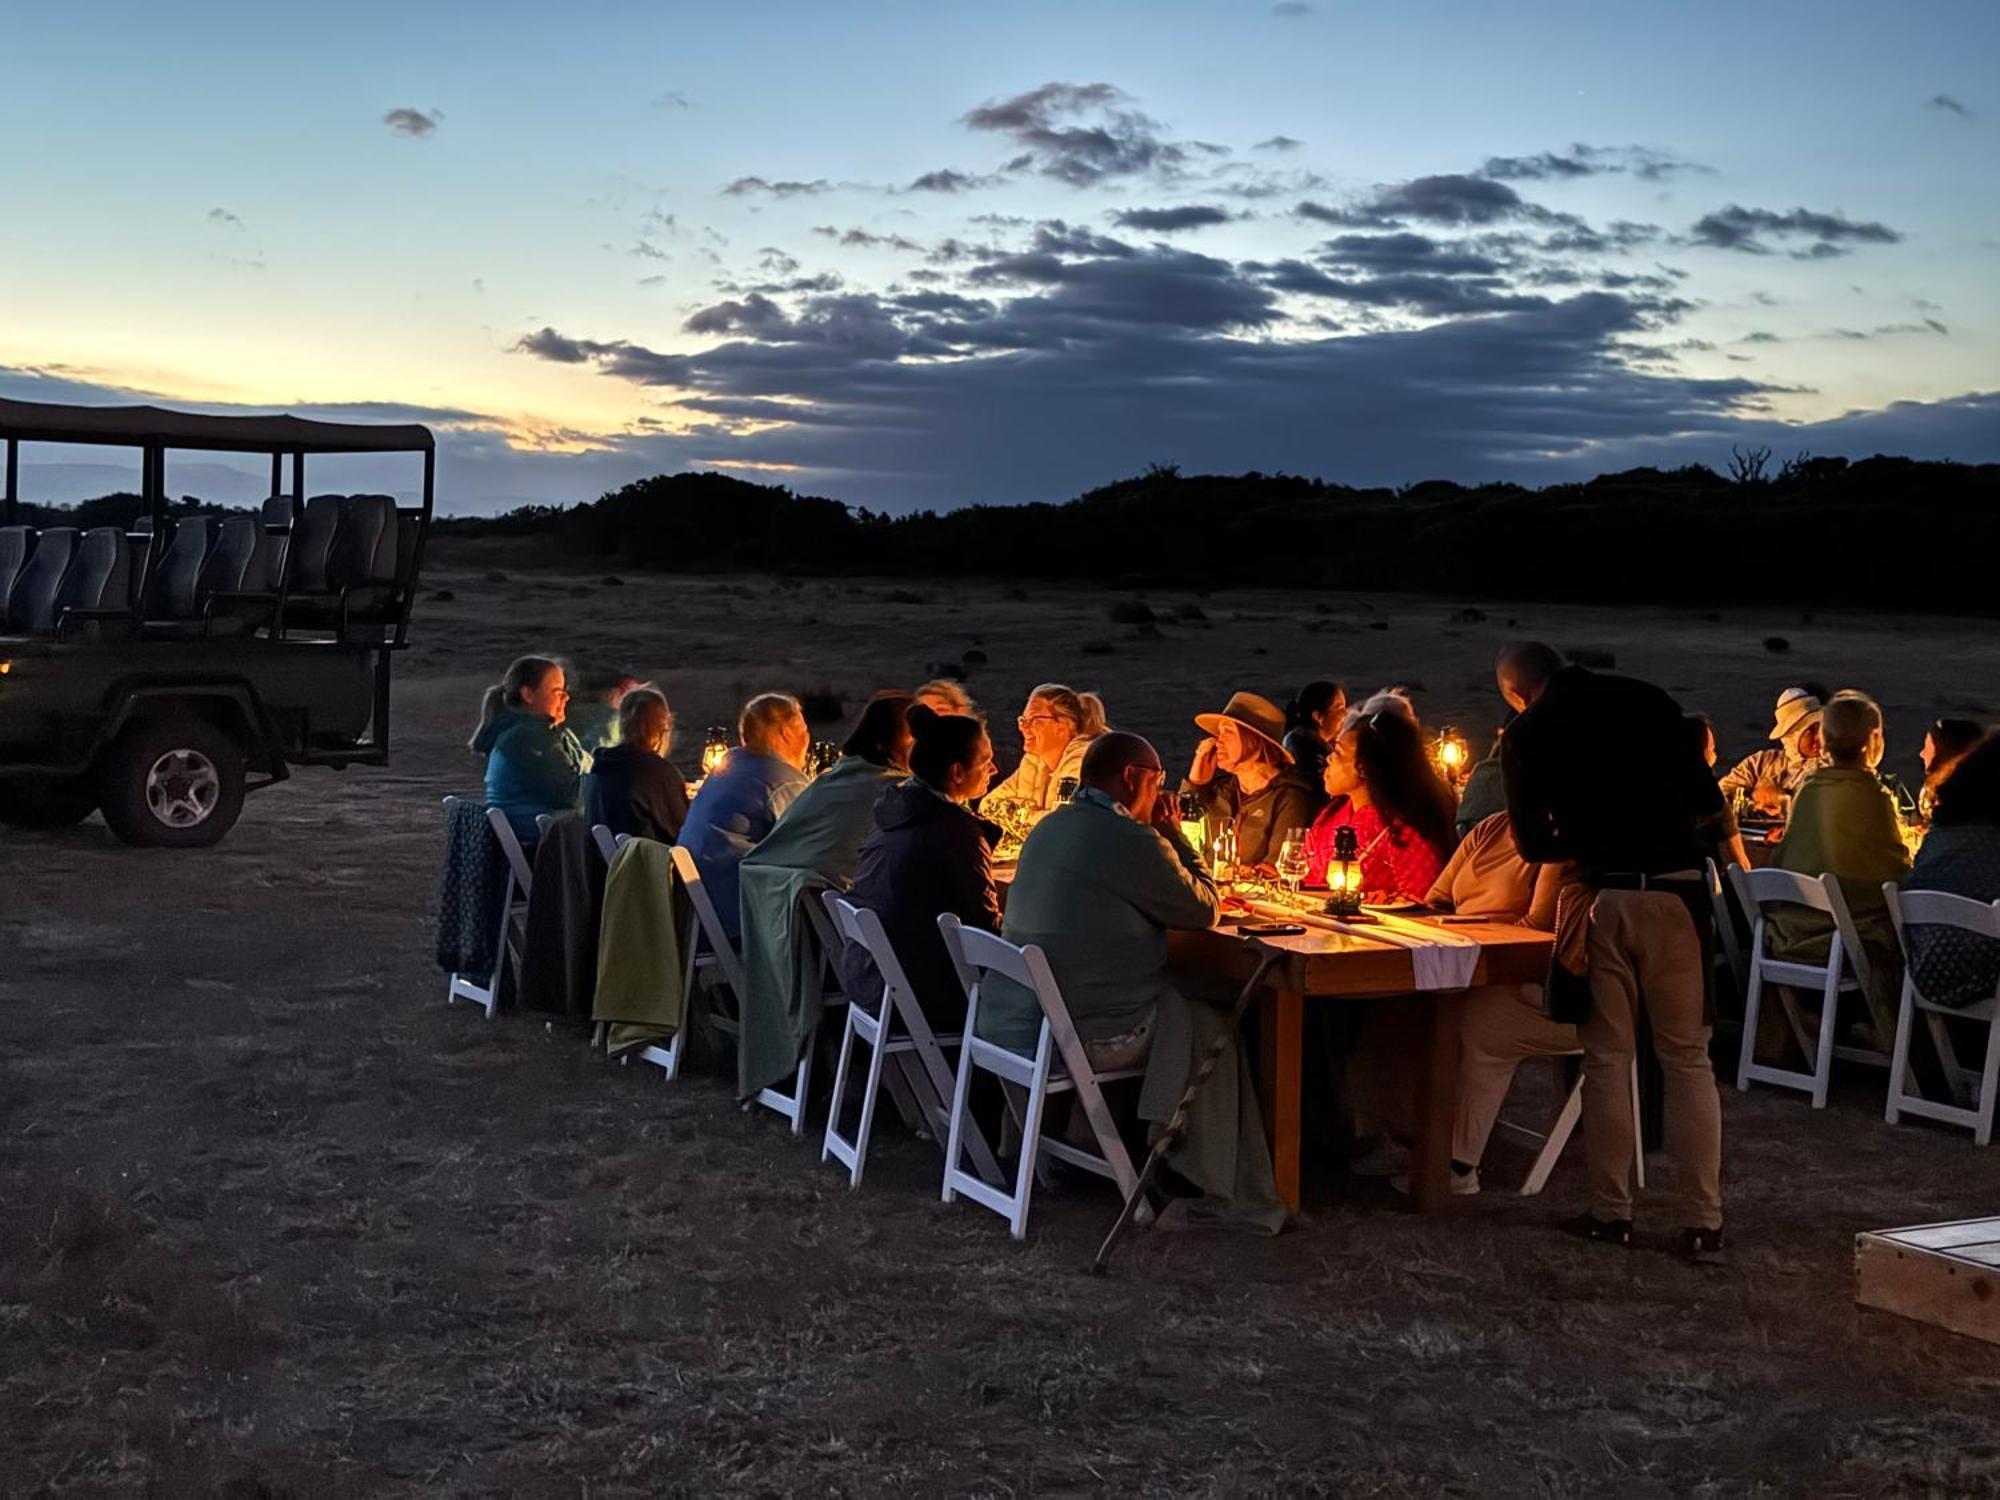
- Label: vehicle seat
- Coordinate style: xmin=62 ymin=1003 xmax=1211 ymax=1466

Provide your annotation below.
xmin=289 ymin=494 xmax=345 ymax=593
xmin=150 ymin=516 xmax=214 ymax=619
xmin=4 ymin=527 xmax=77 ymax=634
xmin=195 ymin=514 xmax=272 ymax=636
xmin=51 ymin=527 xmax=134 ymax=634
xmin=0 ymin=525 xmax=32 ymax=617
xmin=259 ymin=495 xmax=297 ymax=591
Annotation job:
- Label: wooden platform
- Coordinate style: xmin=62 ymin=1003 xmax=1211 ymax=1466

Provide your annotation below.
xmin=1856 ymin=1217 xmax=2000 ymax=1345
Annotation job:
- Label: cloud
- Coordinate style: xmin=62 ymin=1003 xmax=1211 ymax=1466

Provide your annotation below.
xmin=1481 ymin=144 xmax=1708 ymax=182
xmin=1687 ymin=204 xmax=1902 ymax=259
xmin=1929 ymin=94 xmax=1973 ymax=118
xmin=206 ymin=207 xmax=243 ymax=229
xmin=1272 ymin=1 xmax=1313 ymax=14
xmin=1316 ymin=232 xmax=1509 ymax=277
xmin=1110 ymin=204 xmax=1234 ymax=232
xmin=906 ymin=168 xmax=993 ymax=193
xmin=1299 ymin=174 xmax=1581 ymax=230
xmin=652 ymin=90 xmax=692 ymax=109
xmin=813 ymin=225 xmax=925 ymax=252
xmin=721 ymin=176 xmax=833 ymax=198
xmin=961 ymin=82 xmax=1186 ymax=186
xmin=1253 ymin=136 xmax=1304 ymax=152
xmin=382 ymin=107 xmax=441 ymax=139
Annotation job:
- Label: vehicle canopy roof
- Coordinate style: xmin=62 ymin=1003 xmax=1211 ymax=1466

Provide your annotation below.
xmin=0 ymin=398 xmax=433 ymax=455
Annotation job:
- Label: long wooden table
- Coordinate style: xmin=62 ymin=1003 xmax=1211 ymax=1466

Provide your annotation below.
xmin=993 ymin=864 xmax=1552 ymax=1214
xmin=1168 ymin=913 xmax=1554 ymax=1213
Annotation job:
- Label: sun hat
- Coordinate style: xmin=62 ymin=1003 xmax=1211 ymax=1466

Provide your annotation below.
xmin=1195 ymin=691 xmax=1293 ymax=762
xmin=1770 ymin=688 xmax=1823 ymax=744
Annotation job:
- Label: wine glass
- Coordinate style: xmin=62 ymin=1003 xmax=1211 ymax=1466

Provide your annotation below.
xmin=1275 ymin=832 xmax=1308 ymax=899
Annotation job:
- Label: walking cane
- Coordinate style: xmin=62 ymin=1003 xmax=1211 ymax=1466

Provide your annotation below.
xmin=1090 ymin=946 xmax=1283 ymax=1275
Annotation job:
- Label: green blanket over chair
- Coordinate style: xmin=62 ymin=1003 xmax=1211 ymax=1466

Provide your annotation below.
xmin=735 ymin=758 xmax=902 ymax=1098
xmin=593 ymin=837 xmax=688 ymax=1055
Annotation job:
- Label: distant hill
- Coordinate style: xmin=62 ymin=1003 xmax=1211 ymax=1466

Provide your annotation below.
xmin=20 ymin=454 xmax=1997 ymax=609
xmin=431 ymin=454 xmax=1998 ymax=609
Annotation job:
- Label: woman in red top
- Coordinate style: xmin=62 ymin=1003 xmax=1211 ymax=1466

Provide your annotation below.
xmin=1302 ymin=710 xmax=1457 ymax=900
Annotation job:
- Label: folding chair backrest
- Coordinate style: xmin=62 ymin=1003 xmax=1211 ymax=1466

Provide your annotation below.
xmin=1885 ymin=884 xmax=2000 ymax=1009
xmin=800 ymin=885 xmax=848 ymax=998
xmin=937 ymin=915 xmax=1091 ymax=1077
xmin=590 ymin=823 xmax=619 ymax=865
xmin=1734 ymin=865 xmax=1838 ymax=916
xmin=826 ymin=894 xmax=946 ymax=1054
xmin=669 ymin=843 xmax=747 ymax=993
xmin=1820 ymin=874 xmax=1874 ymax=996
xmin=487 ymin=807 xmax=536 ymax=890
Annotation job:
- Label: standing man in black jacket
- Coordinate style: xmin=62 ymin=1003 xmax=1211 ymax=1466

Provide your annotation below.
xmin=1499 ymin=642 xmax=1727 ymax=1259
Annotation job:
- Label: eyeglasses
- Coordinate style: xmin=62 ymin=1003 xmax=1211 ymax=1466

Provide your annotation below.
xmin=1017 ymin=714 xmax=1071 ymax=729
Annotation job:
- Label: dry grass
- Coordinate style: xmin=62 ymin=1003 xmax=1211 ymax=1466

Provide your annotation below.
xmin=6 ymin=563 xmax=2000 ymax=1493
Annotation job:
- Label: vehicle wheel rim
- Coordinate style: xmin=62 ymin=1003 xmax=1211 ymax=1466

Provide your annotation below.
xmin=144 ymin=749 xmax=221 ymax=828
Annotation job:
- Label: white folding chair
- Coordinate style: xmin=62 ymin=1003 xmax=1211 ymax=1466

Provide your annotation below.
xmin=1705 ymin=857 xmax=1749 ymax=1018
xmin=1731 ymin=865 xmax=1881 ymax=1107
xmin=665 ymin=844 xmax=748 ymax=1081
xmin=1510 ymin=1055 xmax=1646 ymax=1197
xmin=819 ymin=895 xmax=1001 ymax=1189
xmin=442 ymin=795 xmax=512 ymax=1019
xmin=1884 ymin=885 xmax=2000 ymax=1144
xmin=743 ymin=890 xmax=850 ymax=1136
xmin=936 ymin=913 xmax=1145 ymax=1239
xmin=589 ymin=823 xmax=622 ymax=866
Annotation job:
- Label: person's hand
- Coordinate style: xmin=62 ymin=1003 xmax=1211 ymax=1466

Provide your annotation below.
xmin=1750 ymin=781 xmax=1785 ymax=817
xmin=1188 ymin=738 xmax=1218 ymax=786
xmin=1150 ymin=791 xmax=1181 ymax=833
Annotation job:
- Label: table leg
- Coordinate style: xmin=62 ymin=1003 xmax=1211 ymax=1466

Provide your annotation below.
xmin=1259 ymin=987 xmax=1304 ymax=1213
xmin=1409 ymin=991 xmax=1467 ymax=1212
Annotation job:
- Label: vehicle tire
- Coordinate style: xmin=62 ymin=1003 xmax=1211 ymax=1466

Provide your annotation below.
xmin=96 ymin=714 xmax=247 ymax=848
xmin=0 ymin=776 xmax=99 ymax=830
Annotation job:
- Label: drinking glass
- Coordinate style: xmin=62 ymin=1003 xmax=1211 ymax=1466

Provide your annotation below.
xmin=1275 ymin=833 xmax=1308 ymax=898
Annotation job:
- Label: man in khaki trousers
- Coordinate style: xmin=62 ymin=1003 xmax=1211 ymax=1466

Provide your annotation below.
xmin=1498 ymin=642 xmax=1726 ymax=1260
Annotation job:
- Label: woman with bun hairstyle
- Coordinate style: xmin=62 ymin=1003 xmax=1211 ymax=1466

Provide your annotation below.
xmin=840 ymin=704 xmax=1004 ymax=1030
xmin=470 ymin=654 xmax=586 ymax=850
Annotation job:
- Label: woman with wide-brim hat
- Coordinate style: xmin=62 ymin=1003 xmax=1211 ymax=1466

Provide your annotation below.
xmin=1183 ymin=690 xmax=1326 ymax=869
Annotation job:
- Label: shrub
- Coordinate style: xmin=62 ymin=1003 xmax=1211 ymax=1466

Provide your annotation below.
xmin=1107 ymin=599 xmax=1156 ymax=625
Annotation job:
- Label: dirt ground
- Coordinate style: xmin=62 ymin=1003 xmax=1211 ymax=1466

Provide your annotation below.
xmin=6 ymin=550 xmax=2000 ymax=1496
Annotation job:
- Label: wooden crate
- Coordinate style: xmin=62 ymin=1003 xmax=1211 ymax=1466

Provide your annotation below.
xmin=1856 ymin=1217 xmax=2000 ymax=1346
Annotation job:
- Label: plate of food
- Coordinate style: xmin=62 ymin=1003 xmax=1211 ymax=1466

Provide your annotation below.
xmin=1362 ymin=899 xmax=1429 ymax=915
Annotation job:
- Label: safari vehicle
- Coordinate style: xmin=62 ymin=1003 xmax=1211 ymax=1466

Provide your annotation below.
xmin=0 ymin=398 xmax=434 ymax=847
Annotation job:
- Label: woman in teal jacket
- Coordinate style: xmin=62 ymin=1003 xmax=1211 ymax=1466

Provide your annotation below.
xmin=470 ymin=655 xmax=587 ymax=849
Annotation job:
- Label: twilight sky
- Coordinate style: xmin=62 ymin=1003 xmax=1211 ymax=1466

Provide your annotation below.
xmin=2 ymin=0 xmax=1995 ymax=512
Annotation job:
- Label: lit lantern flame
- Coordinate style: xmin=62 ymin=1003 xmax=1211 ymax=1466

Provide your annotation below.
xmin=700 ymin=726 xmax=731 ymax=777
xmin=1325 ymin=824 xmax=1364 ymax=918
xmin=1434 ymin=727 xmax=1469 ymax=781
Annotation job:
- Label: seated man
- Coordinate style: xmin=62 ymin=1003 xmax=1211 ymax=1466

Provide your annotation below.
xmin=1720 ymin=688 xmax=1824 ymax=817
xmin=980 ymin=732 xmax=1283 ymax=1231
xmin=1767 ymin=692 xmax=1910 ymax=1044
xmin=675 ymin=692 xmax=810 ymax=941
xmin=1427 ymin=812 xmax=1578 ymax=1194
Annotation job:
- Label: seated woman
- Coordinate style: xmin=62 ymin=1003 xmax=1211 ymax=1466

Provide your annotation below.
xmin=981 ymin=683 xmax=1107 ymax=837
xmin=676 ymin=692 xmax=811 ymax=942
xmin=914 ymin=678 xmax=979 ymax=718
xmin=840 ymin=705 xmax=1002 ymax=1032
xmin=1686 ymin=713 xmax=1752 ymax=871
xmin=582 ymin=686 xmax=689 ymax=844
xmin=1281 ymin=680 xmax=1346 ymax=789
xmin=1905 ymin=730 xmax=2000 ymax=1008
xmin=1920 ymin=717 xmax=1985 ymax=821
xmin=1429 ymin=811 xmax=1579 ymax=1193
xmin=1183 ymin=690 xmax=1325 ymax=868
xmin=1301 ymin=709 xmax=1456 ymax=901
xmin=470 ymin=654 xmax=586 ymax=850
xmin=562 ymin=664 xmax=642 ymax=754
xmin=734 ymin=693 xmax=916 ymax=1100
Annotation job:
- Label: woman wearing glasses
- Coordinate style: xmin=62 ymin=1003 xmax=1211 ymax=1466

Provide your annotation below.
xmin=981 ymin=682 xmax=1109 ymax=839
